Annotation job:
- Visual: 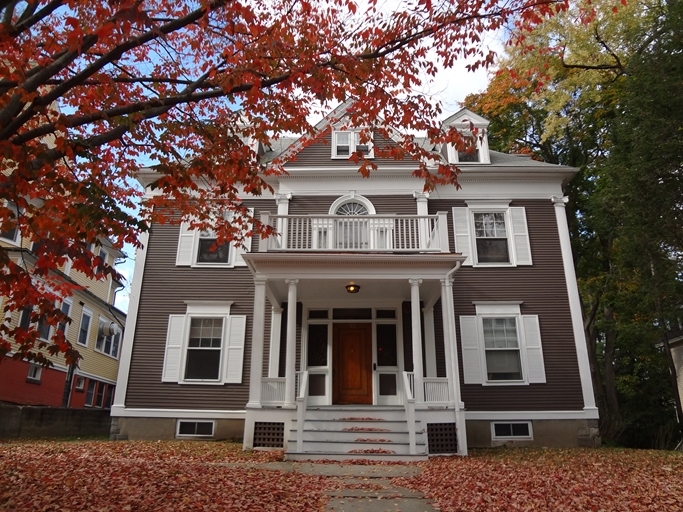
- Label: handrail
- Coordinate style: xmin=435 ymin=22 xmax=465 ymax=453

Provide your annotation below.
xmin=402 ymin=371 xmax=416 ymax=455
xmin=295 ymin=371 xmax=309 ymax=452
xmin=260 ymin=213 xmax=446 ymax=253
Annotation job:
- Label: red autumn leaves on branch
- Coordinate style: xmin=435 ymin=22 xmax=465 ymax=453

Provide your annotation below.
xmin=0 ymin=0 xmax=569 ymax=364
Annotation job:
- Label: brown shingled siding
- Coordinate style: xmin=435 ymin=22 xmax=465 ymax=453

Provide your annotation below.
xmin=124 ymin=200 xmax=276 ymax=410
xmin=285 ymin=130 xmax=417 ymax=169
xmin=428 ymin=199 xmax=584 ymax=411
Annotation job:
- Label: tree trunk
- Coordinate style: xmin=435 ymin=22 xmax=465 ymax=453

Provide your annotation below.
xmin=602 ymin=307 xmax=622 ymax=440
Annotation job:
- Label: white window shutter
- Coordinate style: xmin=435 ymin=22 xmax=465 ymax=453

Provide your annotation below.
xmin=460 ymin=316 xmax=483 ymax=384
xmin=162 ymin=315 xmax=186 ymax=382
xmin=510 ymin=207 xmax=532 ymax=265
xmin=176 ymin=222 xmax=195 ymax=266
xmin=233 ymin=208 xmax=253 ymax=267
xmin=224 ymin=315 xmax=247 ymax=383
xmin=522 ymin=315 xmax=546 ymax=383
xmin=452 ymin=207 xmax=472 ymax=265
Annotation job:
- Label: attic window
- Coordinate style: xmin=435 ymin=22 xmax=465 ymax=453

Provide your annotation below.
xmin=458 ymin=135 xmax=480 ymax=163
xmin=333 ymin=131 xmax=374 ymax=159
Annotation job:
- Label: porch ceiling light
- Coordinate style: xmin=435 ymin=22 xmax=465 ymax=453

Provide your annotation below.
xmin=345 ymin=283 xmax=361 ymax=294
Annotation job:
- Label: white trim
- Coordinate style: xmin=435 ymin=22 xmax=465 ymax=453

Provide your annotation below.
xmin=74 ymin=369 xmax=117 ymax=386
xmin=328 ymin=193 xmax=376 ymax=215
xmin=113 ymin=230 xmax=149 ymax=409
xmin=110 ymin=405 xmax=246 ymax=419
xmin=465 ymin=409 xmax=599 ymax=420
xmin=184 ymin=301 xmax=233 ymax=315
xmin=552 ymin=196 xmax=598 ymax=410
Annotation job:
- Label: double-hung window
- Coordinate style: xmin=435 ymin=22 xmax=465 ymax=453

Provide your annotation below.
xmin=453 ymin=202 xmax=532 ymax=266
xmin=162 ymin=302 xmax=247 ymax=385
xmin=77 ymin=308 xmax=92 ymax=346
xmin=460 ymin=303 xmax=546 ymax=385
xmin=18 ymin=307 xmax=51 ymax=340
xmin=332 ymin=130 xmax=374 ymax=159
xmin=1 ymin=201 xmax=20 ymax=244
xmin=175 ymin=209 xmax=253 ymax=268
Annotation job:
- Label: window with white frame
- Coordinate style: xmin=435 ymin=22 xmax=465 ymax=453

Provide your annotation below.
xmin=85 ymin=379 xmax=96 ymax=406
xmin=27 ymin=363 xmax=42 ymax=382
xmin=18 ymin=307 xmax=51 ymax=340
xmin=77 ymin=308 xmax=92 ymax=346
xmin=56 ymin=300 xmax=71 ymax=337
xmin=452 ymin=203 xmax=532 ymax=267
xmin=175 ymin=210 xmax=253 ymax=268
xmin=96 ymin=318 xmax=121 ymax=358
xmin=162 ymin=302 xmax=246 ymax=385
xmin=332 ymin=130 xmax=374 ymax=159
xmin=0 ymin=201 xmax=20 ymax=244
xmin=75 ymin=376 xmax=85 ymax=391
xmin=491 ymin=421 xmax=533 ymax=440
xmin=455 ymin=133 xmax=480 ymax=163
xmin=460 ymin=303 xmax=546 ymax=385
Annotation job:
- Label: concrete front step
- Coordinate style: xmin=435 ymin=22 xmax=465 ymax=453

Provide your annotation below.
xmin=285 ymin=451 xmax=429 ymax=462
xmin=287 ymin=438 xmax=426 ymax=455
xmin=291 ymin=428 xmax=423 ymax=444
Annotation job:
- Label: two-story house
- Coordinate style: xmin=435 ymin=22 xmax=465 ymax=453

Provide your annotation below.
xmin=0 ymin=235 xmax=126 ymax=411
xmin=112 ymin=105 xmax=599 ymax=458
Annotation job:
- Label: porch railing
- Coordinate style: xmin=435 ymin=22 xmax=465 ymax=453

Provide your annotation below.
xmin=259 ymin=212 xmax=449 ymax=253
xmin=424 ymin=377 xmax=449 ymax=404
xmin=402 ymin=371 xmax=417 ymax=455
xmin=261 ymin=378 xmax=286 ymax=405
xmin=295 ymin=371 xmax=309 ymax=453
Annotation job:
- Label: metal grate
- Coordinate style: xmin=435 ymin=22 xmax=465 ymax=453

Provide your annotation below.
xmin=427 ymin=423 xmax=458 ymax=454
xmin=253 ymin=422 xmax=285 ymax=448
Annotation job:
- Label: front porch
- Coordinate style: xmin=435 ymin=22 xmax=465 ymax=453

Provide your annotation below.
xmin=242 ymin=248 xmax=467 ymax=459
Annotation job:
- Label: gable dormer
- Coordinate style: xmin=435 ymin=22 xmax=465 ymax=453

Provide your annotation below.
xmin=442 ymin=108 xmax=491 ymax=164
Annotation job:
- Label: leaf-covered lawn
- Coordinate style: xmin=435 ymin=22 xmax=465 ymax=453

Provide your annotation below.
xmin=401 ymin=449 xmax=683 ymax=512
xmin=1 ymin=441 xmax=682 ymax=511
xmin=0 ymin=441 xmax=330 ymax=511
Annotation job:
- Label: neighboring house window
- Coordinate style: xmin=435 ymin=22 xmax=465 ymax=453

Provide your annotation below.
xmin=27 ymin=364 xmax=42 ymax=382
xmin=85 ymin=379 xmax=96 ymax=406
xmin=175 ymin=209 xmax=253 ymax=268
xmin=104 ymin=385 xmax=115 ymax=408
xmin=162 ymin=303 xmax=246 ymax=385
xmin=332 ymin=130 xmax=374 ymax=159
xmin=0 ymin=201 xmax=20 ymax=244
xmin=452 ymin=203 xmax=532 ymax=266
xmin=96 ymin=319 xmax=121 ymax=358
xmin=56 ymin=300 xmax=72 ymax=336
xmin=77 ymin=308 xmax=93 ymax=346
xmin=95 ymin=382 xmax=105 ymax=407
xmin=18 ymin=307 xmax=51 ymax=340
xmin=460 ymin=303 xmax=546 ymax=385
xmin=74 ymin=376 xmax=85 ymax=391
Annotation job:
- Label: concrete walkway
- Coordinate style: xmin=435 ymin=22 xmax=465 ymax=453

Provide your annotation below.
xmin=220 ymin=462 xmax=438 ymax=511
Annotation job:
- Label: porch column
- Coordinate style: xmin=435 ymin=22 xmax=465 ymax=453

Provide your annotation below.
xmin=413 ymin=191 xmax=429 ymax=250
xmin=284 ymin=279 xmax=299 ymax=408
xmin=247 ymin=277 xmax=267 ymax=408
xmin=409 ymin=278 xmax=425 ymax=403
xmin=423 ymin=306 xmax=437 ymax=378
xmin=268 ymin=306 xmax=283 ymax=378
xmin=441 ymin=276 xmax=467 ymax=455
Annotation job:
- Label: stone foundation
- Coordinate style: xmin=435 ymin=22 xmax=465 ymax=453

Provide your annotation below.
xmin=466 ymin=419 xmax=601 ymax=448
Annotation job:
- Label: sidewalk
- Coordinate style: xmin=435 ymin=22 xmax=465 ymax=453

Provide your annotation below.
xmin=220 ymin=461 xmax=438 ymax=511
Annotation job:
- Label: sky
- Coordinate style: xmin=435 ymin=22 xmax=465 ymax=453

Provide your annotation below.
xmin=112 ymin=30 xmax=503 ymax=313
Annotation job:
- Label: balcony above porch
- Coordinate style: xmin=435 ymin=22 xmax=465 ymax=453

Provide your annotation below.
xmin=259 ymin=212 xmax=450 ymax=253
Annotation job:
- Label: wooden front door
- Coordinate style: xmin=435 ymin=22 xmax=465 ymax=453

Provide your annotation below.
xmin=333 ymin=323 xmax=373 ymax=404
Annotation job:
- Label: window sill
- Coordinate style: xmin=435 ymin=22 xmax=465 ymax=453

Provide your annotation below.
xmin=481 ymin=381 xmax=529 ymax=387
xmin=94 ymin=349 xmax=119 ymax=360
xmin=190 ymin=263 xmax=234 ymax=269
xmin=25 ymin=378 xmax=41 ymax=385
xmin=178 ymin=380 xmax=225 ymax=386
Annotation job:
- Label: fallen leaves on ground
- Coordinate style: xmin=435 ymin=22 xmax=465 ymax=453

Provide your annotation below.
xmin=2 ymin=442 xmax=683 ymax=511
xmin=0 ymin=440 xmax=329 ymax=511
xmin=394 ymin=448 xmax=683 ymax=512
